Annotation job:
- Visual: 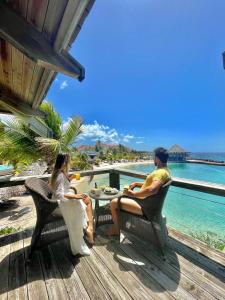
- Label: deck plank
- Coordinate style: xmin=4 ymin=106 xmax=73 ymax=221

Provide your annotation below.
xmin=168 ymin=234 xmax=225 ymax=282
xmin=169 ymin=228 xmax=225 ymax=267
xmin=94 ymin=234 xmax=171 ymax=300
xmin=119 ymin=241 xmax=195 ymax=300
xmin=23 ymin=230 xmax=49 ymax=300
xmin=165 ymin=242 xmax=225 ymax=299
xmin=73 ymin=252 xmax=111 ymax=300
xmin=50 ymin=239 xmax=90 ymax=300
xmin=126 ymin=233 xmax=217 ymax=300
xmin=39 ymin=245 xmax=69 ymax=300
xmin=8 ymin=232 xmax=28 ymax=300
xmin=84 ymin=247 xmax=132 ymax=299
xmin=0 ymin=235 xmax=11 ymax=300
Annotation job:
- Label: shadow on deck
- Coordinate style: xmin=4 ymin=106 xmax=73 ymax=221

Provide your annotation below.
xmin=0 ymin=226 xmax=225 ymax=300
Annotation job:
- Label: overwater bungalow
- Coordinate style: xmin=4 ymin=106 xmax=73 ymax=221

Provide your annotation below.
xmin=169 ymin=144 xmax=188 ymax=162
xmin=0 ymin=1 xmax=225 ymax=299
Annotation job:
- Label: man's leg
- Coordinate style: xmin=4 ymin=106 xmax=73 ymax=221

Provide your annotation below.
xmin=107 ymin=197 xmax=143 ymax=236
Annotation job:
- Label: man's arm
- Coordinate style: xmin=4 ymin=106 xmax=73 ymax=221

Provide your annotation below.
xmin=129 ymin=182 xmax=144 ymax=190
xmin=125 ymin=180 xmax=162 ymax=199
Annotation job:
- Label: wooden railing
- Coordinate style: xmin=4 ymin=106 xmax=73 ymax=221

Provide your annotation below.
xmin=1 ymin=167 xmax=225 ymax=198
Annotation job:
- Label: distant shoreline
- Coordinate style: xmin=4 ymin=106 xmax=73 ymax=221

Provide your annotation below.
xmin=93 ymin=160 xmax=154 ymax=170
xmin=187 ymin=159 xmax=225 ymax=166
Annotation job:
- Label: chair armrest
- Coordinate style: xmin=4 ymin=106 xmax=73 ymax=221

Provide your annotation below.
xmin=69 ymin=186 xmax=77 ymax=194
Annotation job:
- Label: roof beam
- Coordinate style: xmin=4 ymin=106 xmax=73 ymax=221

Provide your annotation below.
xmin=0 ymin=2 xmax=84 ymax=81
xmin=0 ymin=88 xmax=46 ymax=118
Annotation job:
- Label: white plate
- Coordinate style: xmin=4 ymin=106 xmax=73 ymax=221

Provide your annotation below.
xmin=104 ymin=189 xmax=118 ymax=195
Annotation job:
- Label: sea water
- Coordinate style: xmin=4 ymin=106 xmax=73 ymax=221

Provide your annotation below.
xmin=97 ymin=159 xmax=225 ymax=241
xmin=0 ymin=165 xmax=12 ymax=171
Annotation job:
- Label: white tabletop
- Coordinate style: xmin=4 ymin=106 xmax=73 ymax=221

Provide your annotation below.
xmin=89 ymin=190 xmax=123 ymax=201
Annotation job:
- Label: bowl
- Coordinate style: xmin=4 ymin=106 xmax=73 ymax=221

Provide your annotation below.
xmin=91 ymin=188 xmax=101 ymax=196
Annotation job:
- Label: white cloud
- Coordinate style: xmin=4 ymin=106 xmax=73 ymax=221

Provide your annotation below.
xmin=123 ymin=134 xmax=134 ymax=143
xmin=61 ymin=119 xmax=146 ymax=147
xmin=81 ymin=121 xmax=119 ymax=144
xmin=62 ymin=118 xmax=72 ymax=132
xmin=136 ymin=141 xmax=144 ymax=144
xmin=60 ymin=80 xmax=69 ymax=90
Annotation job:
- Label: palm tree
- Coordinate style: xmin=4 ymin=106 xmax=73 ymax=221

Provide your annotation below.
xmin=36 ymin=102 xmax=83 ymax=165
xmin=0 ymin=117 xmax=41 ymax=170
xmin=0 ymin=101 xmax=83 ymax=170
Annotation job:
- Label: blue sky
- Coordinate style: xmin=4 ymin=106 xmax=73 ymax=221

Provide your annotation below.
xmin=47 ymin=0 xmax=225 ymax=152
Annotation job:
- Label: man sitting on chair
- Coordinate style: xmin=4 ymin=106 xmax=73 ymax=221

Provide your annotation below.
xmin=107 ymin=147 xmax=171 ymax=236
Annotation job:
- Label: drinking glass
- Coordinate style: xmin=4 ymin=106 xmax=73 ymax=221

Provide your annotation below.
xmin=75 ymin=172 xmax=81 ymax=180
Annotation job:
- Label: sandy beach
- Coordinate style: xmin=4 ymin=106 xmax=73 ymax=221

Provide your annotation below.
xmin=93 ymin=160 xmax=154 ymax=170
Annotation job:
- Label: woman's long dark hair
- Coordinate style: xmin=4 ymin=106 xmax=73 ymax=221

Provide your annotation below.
xmin=50 ymin=153 xmax=70 ymax=188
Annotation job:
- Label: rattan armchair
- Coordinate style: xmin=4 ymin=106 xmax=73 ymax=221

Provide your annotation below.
xmin=117 ymin=180 xmax=172 ymax=256
xmin=25 ymin=178 xmax=69 ymax=259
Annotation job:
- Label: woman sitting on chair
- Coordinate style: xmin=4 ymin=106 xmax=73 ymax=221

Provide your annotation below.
xmin=50 ymin=153 xmax=94 ymax=256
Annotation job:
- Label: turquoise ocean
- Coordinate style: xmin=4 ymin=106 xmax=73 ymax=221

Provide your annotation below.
xmin=98 ymin=153 xmax=225 ymax=242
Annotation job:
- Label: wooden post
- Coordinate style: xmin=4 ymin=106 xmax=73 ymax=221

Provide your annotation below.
xmin=109 ymin=170 xmax=120 ymax=190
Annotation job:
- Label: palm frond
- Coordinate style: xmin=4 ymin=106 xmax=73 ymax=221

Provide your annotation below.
xmin=61 ymin=116 xmax=83 ymax=150
xmin=35 ymin=137 xmax=61 ymax=160
xmin=1 ymin=117 xmax=39 ymax=156
xmin=40 ymin=101 xmax=62 ymax=139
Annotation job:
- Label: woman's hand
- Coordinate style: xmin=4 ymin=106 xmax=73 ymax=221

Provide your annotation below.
xmin=68 ymin=174 xmax=75 ymax=181
xmin=78 ymin=193 xmax=90 ymax=205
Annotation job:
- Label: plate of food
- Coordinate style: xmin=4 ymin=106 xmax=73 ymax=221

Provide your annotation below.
xmin=104 ymin=187 xmax=119 ymax=195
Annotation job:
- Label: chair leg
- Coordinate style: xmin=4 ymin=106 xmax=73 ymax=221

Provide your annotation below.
xmin=151 ymin=221 xmax=165 ymax=258
xmin=28 ymin=222 xmax=44 ymax=260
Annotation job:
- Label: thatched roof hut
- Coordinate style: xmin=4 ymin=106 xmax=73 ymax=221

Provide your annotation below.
xmin=169 ymin=144 xmax=188 ymax=162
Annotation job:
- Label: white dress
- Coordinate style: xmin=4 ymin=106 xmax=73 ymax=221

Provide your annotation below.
xmin=53 ymin=172 xmax=90 ymax=256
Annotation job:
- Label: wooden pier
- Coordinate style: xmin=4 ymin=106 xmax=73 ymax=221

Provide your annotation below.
xmin=186 ymin=159 xmax=225 ymax=166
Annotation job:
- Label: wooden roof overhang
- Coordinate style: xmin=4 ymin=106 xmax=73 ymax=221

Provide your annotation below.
xmin=0 ymin=0 xmax=95 ymax=118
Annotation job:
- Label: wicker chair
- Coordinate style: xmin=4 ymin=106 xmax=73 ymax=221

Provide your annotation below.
xmin=117 ymin=180 xmax=172 ymax=256
xmin=25 ymin=178 xmax=70 ymax=259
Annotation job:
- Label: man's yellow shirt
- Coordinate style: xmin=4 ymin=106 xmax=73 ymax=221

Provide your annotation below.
xmin=140 ymin=167 xmax=171 ymax=191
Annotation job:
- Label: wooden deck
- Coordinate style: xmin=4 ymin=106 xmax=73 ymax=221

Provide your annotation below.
xmin=1 ymin=194 xmax=225 ymax=299
xmin=0 ymin=224 xmax=225 ymax=300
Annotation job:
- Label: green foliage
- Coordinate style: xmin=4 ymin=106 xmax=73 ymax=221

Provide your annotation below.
xmin=40 ymin=102 xmax=61 ymax=139
xmin=0 ymin=121 xmax=4 ymax=134
xmin=0 ymin=118 xmax=41 ymax=169
xmin=0 ymin=226 xmax=22 ymax=236
xmin=0 ymin=102 xmax=83 ymax=171
xmin=95 ymin=140 xmax=102 ymax=152
xmin=71 ymin=152 xmax=92 ymax=170
xmin=190 ymin=231 xmax=225 ymax=252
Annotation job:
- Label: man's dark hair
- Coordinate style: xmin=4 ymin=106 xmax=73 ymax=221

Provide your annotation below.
xmin=154 ymin=147 xmax=169 ymax=163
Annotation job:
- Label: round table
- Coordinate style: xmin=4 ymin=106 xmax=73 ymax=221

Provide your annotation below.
xmin=89 ymin=190 xmax=123 ymax=228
